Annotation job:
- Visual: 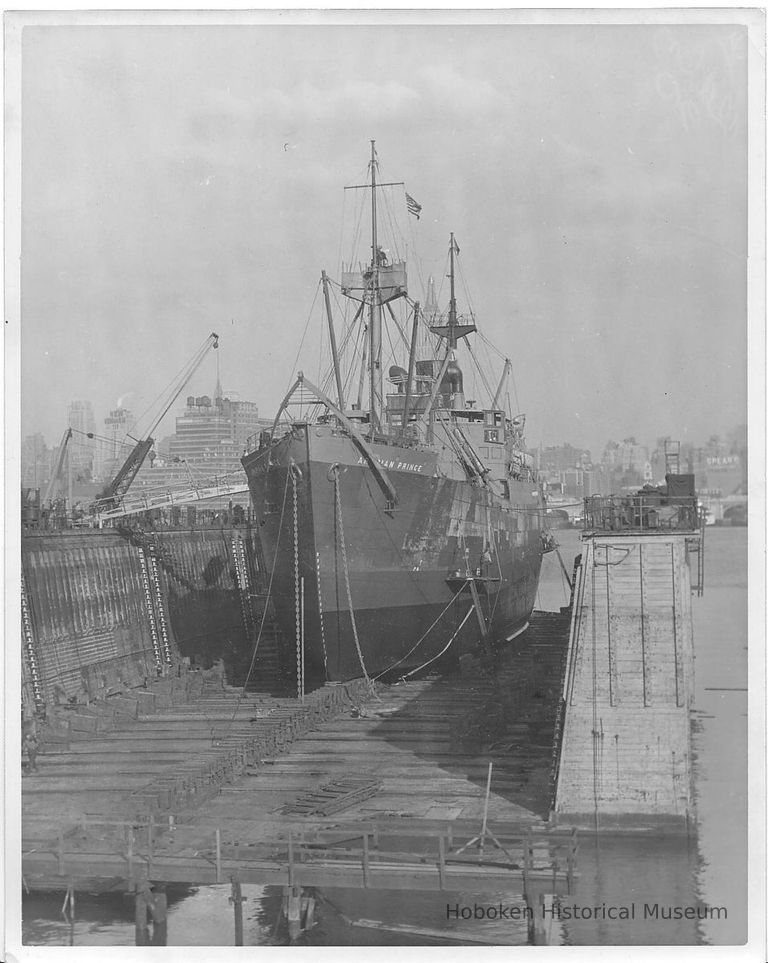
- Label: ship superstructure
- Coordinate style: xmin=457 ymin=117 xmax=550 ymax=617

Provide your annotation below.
xmin=243 ymin=143 xmax=549 ymax=685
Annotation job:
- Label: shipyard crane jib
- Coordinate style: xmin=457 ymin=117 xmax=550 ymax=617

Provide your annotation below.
xmin=42 ymin=427 xmax=73 ymax=510
xmin=94 ymin=480 xmax=250 ymax=523
xmin=94 ymin=332 xmax=219 ymax=512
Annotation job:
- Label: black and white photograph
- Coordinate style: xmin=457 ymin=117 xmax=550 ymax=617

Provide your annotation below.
xmin=4 ymin=7 xmax=765 ymax=957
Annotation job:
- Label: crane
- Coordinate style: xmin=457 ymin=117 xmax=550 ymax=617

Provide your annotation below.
xmin=95 ymin=332 xmax=219 ymax=512
xmin=42 ymin=427 xmax=73 ymax=513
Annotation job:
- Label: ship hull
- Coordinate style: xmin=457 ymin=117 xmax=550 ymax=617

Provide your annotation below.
xmin=243 ymin=425 xmax=545 ymax=683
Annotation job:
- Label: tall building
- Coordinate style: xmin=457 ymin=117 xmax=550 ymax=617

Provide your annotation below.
xmin=129 ymin=384 xmax=271 ymax=506
xmin=169 ymin=391 xmax=267 ymax=475
xmin=93 ymin=407 xmax=136 ymax=483
xmin=67 ymin=400 xmax=96 ymax=481
xmin=21 ymin=433 xmax=51 ymax=489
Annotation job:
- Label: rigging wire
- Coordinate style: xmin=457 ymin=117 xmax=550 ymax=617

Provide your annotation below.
xmin=225 ymin=468 xmax=292 ymax=728
xmin=455 ymin=249 xmax=478 ymax=323
xmin=464 ymin=340 xmax=495 ymax=401
xmin=285 ymin=279 xmax=322 ymax=408
xmin=130 ymin=334 xmax=217 ymax=441
xmin=67 ymin=428 xmax=135 ymax=451
xmin=371 ymin=582 xmax=469 ymax=680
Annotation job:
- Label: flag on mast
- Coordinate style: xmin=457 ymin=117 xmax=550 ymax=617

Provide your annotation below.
xmin=406 ymin=193 xmax=422 ymax=219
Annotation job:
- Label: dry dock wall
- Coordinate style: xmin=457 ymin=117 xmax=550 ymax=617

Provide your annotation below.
xmin=21 ymin=528 xmax=261 ymax=714
xmin=553 ymin=534 xmax=696 ymax=831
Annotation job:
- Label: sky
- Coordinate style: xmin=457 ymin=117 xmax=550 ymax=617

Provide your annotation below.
xmin=16 ymin=16 xmax=752 ymax=456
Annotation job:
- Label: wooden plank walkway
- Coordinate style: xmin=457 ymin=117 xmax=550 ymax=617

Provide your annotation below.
xmin=22 ymin=613 xmax=573 ymax=898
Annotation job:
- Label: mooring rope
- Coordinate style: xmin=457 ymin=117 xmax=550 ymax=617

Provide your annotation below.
xmin=400 ymin=603 xmax=476 ymax=680
xmin=371 ymin=580 xmax=469 ymax=681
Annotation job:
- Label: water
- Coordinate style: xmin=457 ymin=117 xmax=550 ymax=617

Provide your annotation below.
xmin=21 ymin=528 xmax=748 ymax=946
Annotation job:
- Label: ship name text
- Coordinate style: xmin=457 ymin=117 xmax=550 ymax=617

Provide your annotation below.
xmin=357 ymin=455 xmax=425 ymax=474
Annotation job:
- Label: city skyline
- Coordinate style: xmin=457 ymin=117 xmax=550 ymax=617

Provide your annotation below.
xmin=14 ymin=17 xmax=753 ymax=461
xmin=22 ymin=391 xmax=746 ymax=483
xmin=22 ymin=387 xmax=748 ymax=462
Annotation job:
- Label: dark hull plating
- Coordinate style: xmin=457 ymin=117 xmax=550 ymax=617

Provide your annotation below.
xmin=243 ymin=425 xmax=545 ymax=682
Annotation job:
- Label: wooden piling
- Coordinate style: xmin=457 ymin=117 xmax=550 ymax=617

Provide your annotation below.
xmin=134 ymin=885 xmax=150 ymax=946
xmin=524 ymin=883 xmax=548 ymax=945
xmin=437 ymin=836 xmax=446 ymax=890
xmin=286 ymin=884 xmax=302 ymax=942
xmin=230 ymin=878 xmax=244 ymax=946
xmin=151 ymin=884 xmax=168 ymax=946
xmin=362 ymin=831 xmax=370 ymax=887
xmin=304 ymin=895 xmax=316 ymax=931
xmin=147 ymin=815 xmax=154 ymax=876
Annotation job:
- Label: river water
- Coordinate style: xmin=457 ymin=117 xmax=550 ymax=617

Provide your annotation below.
xmin=20 ymin=527 xmax=748 ymax=947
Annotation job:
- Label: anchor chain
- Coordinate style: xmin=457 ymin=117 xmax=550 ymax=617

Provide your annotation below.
xmin=21 ymin=570 xmax=46 ymax=714
xmin=315 ymin=551 xmax=329 ymax=679
xmin=291 ymin=466 xmax=304 ymax=700
xmin=231 ymin=534 xmax=255 ymax=638
xmin=138 ymin=547 xmax=164 ymax=672
xmin=147 ymin=552 xmax=172 ymax=665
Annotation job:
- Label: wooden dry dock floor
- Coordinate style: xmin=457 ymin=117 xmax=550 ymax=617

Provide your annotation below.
xmin=23 ymin=612 xmax=572 ymax=901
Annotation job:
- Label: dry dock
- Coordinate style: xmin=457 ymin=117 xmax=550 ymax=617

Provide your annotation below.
xmin=22 ymin=612 xmax=574 ymax=944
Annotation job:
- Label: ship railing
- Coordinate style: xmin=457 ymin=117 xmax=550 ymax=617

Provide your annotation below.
xmin=581 ymin=494 xmax=700 ymax=533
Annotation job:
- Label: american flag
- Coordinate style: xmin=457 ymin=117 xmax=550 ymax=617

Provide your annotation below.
xmin=406 ymin=192 xmax=422 ymax=219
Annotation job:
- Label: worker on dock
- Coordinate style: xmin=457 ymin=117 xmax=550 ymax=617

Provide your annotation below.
xmin=23 ymin=730 xmax=39 ymax=773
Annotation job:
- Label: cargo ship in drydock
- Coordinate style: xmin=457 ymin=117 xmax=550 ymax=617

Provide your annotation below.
xmin=242 ymin=143 xmax=552 ymax=685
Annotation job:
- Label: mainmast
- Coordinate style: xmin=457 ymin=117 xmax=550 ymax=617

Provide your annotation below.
xmin=339 ymin=144 xmax=407 ymax=432
xmin=369 ymin=140 xmax=383 ymax=433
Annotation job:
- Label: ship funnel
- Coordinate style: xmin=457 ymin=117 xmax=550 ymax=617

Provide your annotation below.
xmin=441 ymin=360 xmax=465 ymax=410
xmin=388 ymin=365 xmax=408 ymax=394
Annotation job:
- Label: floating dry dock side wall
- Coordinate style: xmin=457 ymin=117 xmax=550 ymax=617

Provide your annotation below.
xmin=553 ymin=532 xmax=698 ymax=831
xmin=21 ymin=527 xmax=262 ymax=714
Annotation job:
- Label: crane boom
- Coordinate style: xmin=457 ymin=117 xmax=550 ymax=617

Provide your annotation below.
xmin=95 ymin=332 xmax=219 ymax=510
xmin=42 ymin=428 xmax=73 ymax=509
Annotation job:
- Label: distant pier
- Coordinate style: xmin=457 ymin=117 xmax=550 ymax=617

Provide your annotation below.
xmin=552 ymin=490 xmax=704 ymax=831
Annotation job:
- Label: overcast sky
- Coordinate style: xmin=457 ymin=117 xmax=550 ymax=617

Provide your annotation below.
xmin=18 ymin=17 xmax=749 ymax=455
